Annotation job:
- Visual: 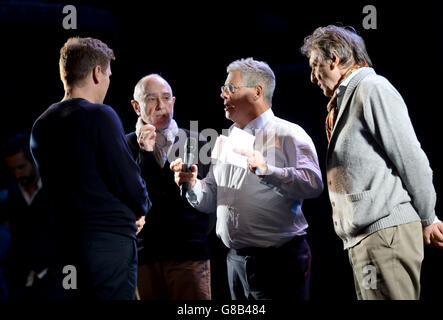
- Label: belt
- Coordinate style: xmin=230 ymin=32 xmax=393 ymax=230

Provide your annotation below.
xmin=231 ymin=235 xmax=306 ymax=257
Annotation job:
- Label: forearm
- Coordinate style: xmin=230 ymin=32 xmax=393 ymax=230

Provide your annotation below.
xmin=260 ymin=164 xmax=324 ymax=200
xmin=187 ymin=179 xmax=217 ymax=214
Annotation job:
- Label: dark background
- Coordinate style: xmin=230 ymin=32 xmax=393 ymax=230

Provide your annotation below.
xmin=0 ymin=0 xmax=442 ymax=301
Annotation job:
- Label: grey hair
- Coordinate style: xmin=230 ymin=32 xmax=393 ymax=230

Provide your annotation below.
xmin=300 ymin=25 xmax=373 ymax=68
xmin=133 ymin=73 xmax=172 ymax=102
xmin=227 ymin=57 xmax=276 ymax=107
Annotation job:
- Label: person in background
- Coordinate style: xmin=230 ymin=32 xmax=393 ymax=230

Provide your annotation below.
xmin=0 ymin=133 xmax=59 ymax=299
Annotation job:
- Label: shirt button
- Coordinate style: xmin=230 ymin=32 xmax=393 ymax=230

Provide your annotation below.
xmin=331 ymin=201 xmax=335 ymax=207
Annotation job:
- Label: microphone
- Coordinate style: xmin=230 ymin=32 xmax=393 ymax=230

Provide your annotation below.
xmin=180 ymin=136 xmax=197 ymax=198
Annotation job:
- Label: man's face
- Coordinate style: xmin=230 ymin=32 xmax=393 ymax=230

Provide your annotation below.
xmin=309 ymin=51 xmax=342 ymax=97
xmin=5 ymin=152 xmax=38 ymax=188
xmin=220 ymin=70 xmax=255 ymax=128
xmin=137 ymin=77 xmax=175 ymax=130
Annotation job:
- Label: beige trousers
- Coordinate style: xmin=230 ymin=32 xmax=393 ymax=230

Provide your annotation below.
xmin=137 ymin=260 xmax=211 ymax=300
xmin=348 ymin=221 xmax=424 ymax=300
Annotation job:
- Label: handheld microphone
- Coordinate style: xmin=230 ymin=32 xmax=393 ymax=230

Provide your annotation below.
xmin=180 ymin=137 xmax=197 ymax=198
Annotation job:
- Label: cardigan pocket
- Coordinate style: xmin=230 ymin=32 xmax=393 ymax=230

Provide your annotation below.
xmin=345 ymin=190 xmax=372 ymax=202
xmin=345 ymin=190 xmax=378 ymax=235
xmin=334 ymin=190 xmax=374 ymax=237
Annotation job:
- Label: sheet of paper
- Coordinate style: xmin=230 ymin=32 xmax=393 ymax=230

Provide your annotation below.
xmin=210 ymin=127 xmax=255 ymax=168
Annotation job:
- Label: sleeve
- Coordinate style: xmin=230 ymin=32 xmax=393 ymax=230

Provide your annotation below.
xmin=95 ymin=107 xmax=151 ymax=218
xmin=186 ymin=163 xmax=218 ymax=214
xmin=363 ymin=77 xmax=436 ymax=225
xmin=259 ymin=128 xmax=324 ymax=200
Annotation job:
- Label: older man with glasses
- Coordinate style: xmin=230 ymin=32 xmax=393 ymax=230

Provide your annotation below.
xmin=171 ymin=58 xmax=323 ymax=300
xmin=128 ymin=74 xmax=212 ymax=300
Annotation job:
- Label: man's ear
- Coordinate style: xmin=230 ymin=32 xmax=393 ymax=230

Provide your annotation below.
xmin=330 ymin=51 xmax=341 ymax=70
xmin=92 ymin=65 xmax=102 ymax=84
xmin=254 ymin=84 xmax=264 ymax=101
xmin=131 ymin=100 xmax=141 ymax=116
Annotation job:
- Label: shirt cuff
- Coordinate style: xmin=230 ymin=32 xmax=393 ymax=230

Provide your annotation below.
xmin=259 ymin=164 xmax=289 ymax=187
xmin=186 ymin=180 xmax=202 ymax=206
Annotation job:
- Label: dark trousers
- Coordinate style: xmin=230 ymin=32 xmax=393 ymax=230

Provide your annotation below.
xmin=227 ymin=236 xmax=311 ymax=300
xmin=75 ymin=232 xmax=138 ymax=300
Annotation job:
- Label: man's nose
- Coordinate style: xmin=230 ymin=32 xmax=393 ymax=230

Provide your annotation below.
xmin=310 ymin=71 xmax=317 ymax=84
xmin=13 ymin=169 xmax=24 ymax=179
xmin=155 ymin=98 xmax=164 ymax=110
xmin=220 ymin=89 xmax=229 ymax=100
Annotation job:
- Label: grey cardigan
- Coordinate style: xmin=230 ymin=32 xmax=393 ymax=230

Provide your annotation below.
xmin=326 ymin=68 xmax=436 ymax=249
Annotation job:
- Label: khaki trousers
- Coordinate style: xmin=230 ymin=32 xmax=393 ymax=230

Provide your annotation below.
xmin=348 ymin=221 xmax=423 ymax=300
xmin=137 ymin=260 xmax=211 ymax=300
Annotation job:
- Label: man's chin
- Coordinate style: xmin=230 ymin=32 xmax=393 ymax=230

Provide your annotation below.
xmin=154 ymin=118 xmax=171 ymax=130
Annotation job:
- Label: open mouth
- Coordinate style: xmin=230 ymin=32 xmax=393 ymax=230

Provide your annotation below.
xmin=224 ymin=104 xmax=235 ymax=111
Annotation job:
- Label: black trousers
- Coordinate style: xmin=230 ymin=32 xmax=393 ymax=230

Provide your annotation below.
xmin=227 ymin=236 xmax=311 ymax=300
xmin=75 ymin=232 xmax=138 ymax=300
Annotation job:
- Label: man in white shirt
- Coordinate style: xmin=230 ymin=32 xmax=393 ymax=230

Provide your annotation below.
xmin=171 ymin=58 xmax=323 ymax=300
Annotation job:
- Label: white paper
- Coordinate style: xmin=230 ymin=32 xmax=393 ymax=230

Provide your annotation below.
xmin=210 ymin=127 xmax=255 ymax=168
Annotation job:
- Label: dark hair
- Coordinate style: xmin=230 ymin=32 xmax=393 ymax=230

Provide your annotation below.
xmin=1 ymin=133 xmax=33 ymax=162
xmin=301 ymin=25 xmax=372 ymax=67
xmin=59 ymin=37 xmax=115 ymax=86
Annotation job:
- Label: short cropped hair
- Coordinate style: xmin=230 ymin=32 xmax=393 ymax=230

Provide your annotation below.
xmin=301 ymin=25 xmax=372 ymax=67
xmin=1 ymin=133 xmax=33 ymax=162
xmin=59 ymin=37 xmax=115 ymax=86
xmin=227 ymin=57 xmax=276 ymax=107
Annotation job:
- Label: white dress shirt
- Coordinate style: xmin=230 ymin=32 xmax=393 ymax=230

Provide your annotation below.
xmin=187 ymin=109 xmax=323 ymax=249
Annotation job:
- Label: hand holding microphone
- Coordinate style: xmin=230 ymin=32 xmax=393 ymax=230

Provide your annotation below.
xmin=170 ymin=137 xmax=198 ymax=197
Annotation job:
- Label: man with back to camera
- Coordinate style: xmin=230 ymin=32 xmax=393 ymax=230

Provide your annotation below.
xmin=127 ymin=74 xmax=212 ymax=300
xmin=30 ymin=37 xmax=151 ymax=300
xmin=171 ymin=58 xmax=324 ymax=300
xmin=301 ymin=25 xmax=443 ymax=299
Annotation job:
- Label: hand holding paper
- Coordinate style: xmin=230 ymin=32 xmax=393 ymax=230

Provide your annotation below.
xmin=210 ymin=127 xmax=267 ymax=175
xmin=234 ymin=148 xmax=268 ymax=176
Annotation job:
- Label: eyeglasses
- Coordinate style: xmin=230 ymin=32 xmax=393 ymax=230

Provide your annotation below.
xmin=221 ymin=84 xmax=255 ymax=94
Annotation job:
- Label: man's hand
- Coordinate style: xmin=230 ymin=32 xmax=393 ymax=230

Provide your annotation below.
xmin=136 ymin=117 xmax=156 ymax=152
xmin=423 ymin=222 xmax=443 ymax=249
xmin=136 ymin=215 xmax=146 ymax=235
xmin=234 ymin=148 xmax=268 ymax=176
xmin=170 ymin=157 xmax=198 ymax=191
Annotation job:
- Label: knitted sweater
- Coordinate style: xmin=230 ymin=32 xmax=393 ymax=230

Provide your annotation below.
xmin=326 ymin=68 xmax=436 ymax=249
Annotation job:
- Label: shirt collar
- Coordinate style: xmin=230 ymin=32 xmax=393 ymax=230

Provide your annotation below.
xmin=231 ymin=108 xmax=274 ymax=133
xmin=18 ymin=178 xmax=42 ymax=206
xmin=337 ymin=67 xmax=366 ymax=96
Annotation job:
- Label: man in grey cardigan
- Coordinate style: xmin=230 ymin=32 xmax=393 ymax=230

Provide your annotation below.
xmin=301 ymin=25 xmax=443 ymax=300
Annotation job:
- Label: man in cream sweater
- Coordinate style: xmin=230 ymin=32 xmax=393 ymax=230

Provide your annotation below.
xmin=301 ymin=25 xmax=443 ymax=300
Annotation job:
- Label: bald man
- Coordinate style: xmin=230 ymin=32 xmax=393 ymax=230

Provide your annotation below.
xmin=126 ymin=74 xmax=212 ymax=300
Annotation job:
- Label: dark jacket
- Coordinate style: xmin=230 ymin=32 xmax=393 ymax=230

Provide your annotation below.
xmin=126 ymin=129 xmax=213 ymax=263
xmin=3 ymin=182 xmax=56 ymax=284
